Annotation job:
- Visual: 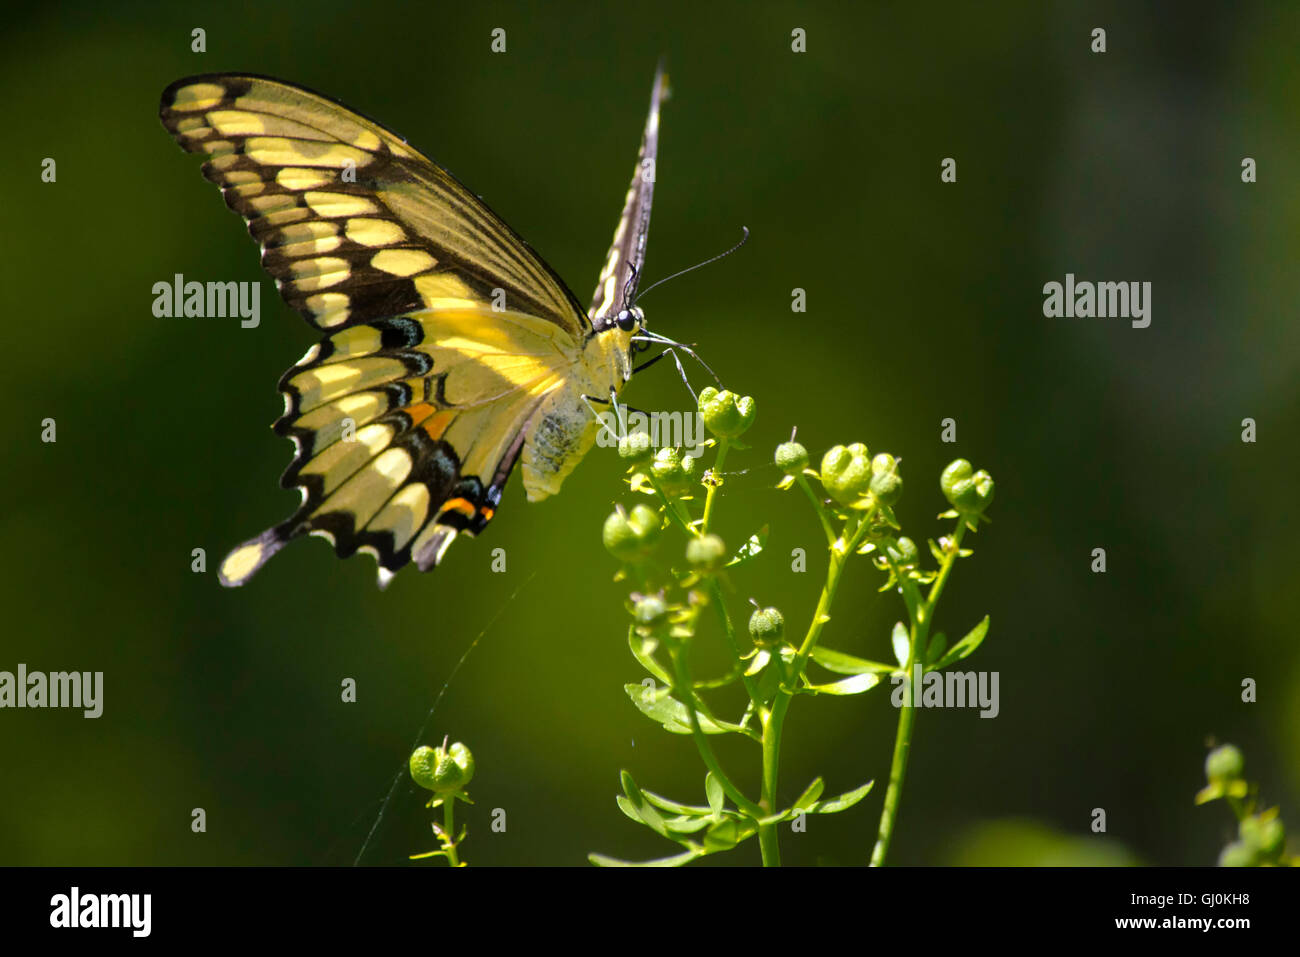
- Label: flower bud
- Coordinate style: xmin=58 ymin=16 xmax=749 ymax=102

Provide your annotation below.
xmin=698 ymin=387 xmax=756 ymax=439
xmin=869 ymin=453 xmax=903 ymax=506
xmin=940 ymin=459 xmax=994 ymax=516
xmin=632 ymin=593 xmax=669 ymax=627
xmin=650 ymin=447 xmax=698 ymax=496
xmin=686 ymin=533 xmax=727 ymax=572
xmin=1204 ymin=744 xmax=1244 ymax=785
xmin=748 ymin=606 xmax=785 ymax=647
xmin=885 ymin=536 xmax=919 ymax=565
xmin=820 ymin=443 xmax=872 ymax=506
xmin=1217 ymin=841 xmax=1257 ymax=868
xmin=774 ymin=441 xmax=809 ymax=475
xmin=410 ymin=742 xmax=475 ymax=794
xmin=602 ymin=504 xmax=662 ymax=561
xmin=618 ymin=429 xmax=653 ymax=463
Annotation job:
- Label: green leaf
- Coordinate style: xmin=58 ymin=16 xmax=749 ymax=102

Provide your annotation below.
xmin=925 ymin=631 xmax=947 ymax=665
xmin=623 ymin=684 xmax=748 ymax=735
xmin=891 ymin=621 xmax=910 ymax=668
xmin=615 ymin=795 xmax=670 ymax=838
xmin=725 ymin=524 xmax=769 ymax=567
xmin=793 ymin=777 xmax=825 ymax=810
xmin=929 ymin=615 xmax=989 ymax=670
xmin=628 ymin=628 xmax=672 ymax=685
xmin=662 ymin=814 xmax=715 ymax=835
xmin=590 ymin=848 xmax=705 ymax=867
xmin=703 ymin=818 xmax=757 ymax=852
xmin=803 ymin=673 xmax=880 ymax=695
xmin=809 ymin=646 xmax=897 ymax=675
xmin=809 ymin=780 xmax=875 ymax=814
xmin=705 ymin=773 xmax=725 ymax=818
xmin=640 ymin=788 xmax=712 ymax=817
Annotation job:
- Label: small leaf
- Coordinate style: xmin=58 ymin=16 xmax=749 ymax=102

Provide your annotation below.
xmin=926 ymin=631 xmax=947 ymax=665
xmin=590 ymin=848 xmax=704 ymax=867
xmin=809 ymin=780 xmax=874 ymax=814
xmin=810 ymin=646 xmax=897 ymax=675
xmin=803 ymin=673 xmax=881 ymax=695
xmin=726 ymin=524 xmax=769 ymax=567
xmin=793 ymin=777 xmax=825 ymax=810
xmin=639 ymin=788 xmax=712 ymax=816
xmin=745 ymin=649 xmax=771 ymax=676
xmin=628 ymin=628 xmax=672 ymax=685
xmin=662 ymin=814 xmax=714 ymax=835
xmin=623 ymin=684 xmax=747 ymax=735
xmin=705 ymin=773 xmax=725 ymax=817
xmin=929 ymin=615 xmax=989 ymax=670
xmin=891 ymin=622 xmax=911 ymax=668
xmin=703 ymin=817 xmax=757 ymax=852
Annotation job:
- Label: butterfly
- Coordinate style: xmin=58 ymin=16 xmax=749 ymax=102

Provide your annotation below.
xmin=159 ymin=67 xmax=668 ymax=587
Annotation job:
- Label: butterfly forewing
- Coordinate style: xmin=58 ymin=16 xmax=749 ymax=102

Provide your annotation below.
xmin=588 ymin=63 xmax=668 ymax=320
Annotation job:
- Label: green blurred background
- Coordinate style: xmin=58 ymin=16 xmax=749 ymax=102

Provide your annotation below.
xmin=2 ymin=0 xmax=1297 ymax=866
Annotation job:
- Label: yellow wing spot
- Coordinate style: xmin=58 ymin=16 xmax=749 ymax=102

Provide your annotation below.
xmin=305 ymin=191 xmax=378 ymax=218
xmin=169 ymin=83 xmax=226 ymax=112
xmin=365 ymin=482 xmax=431 ymax=551
xmin=304 ymin=292 xmax=350 ymax=322
xmin=174 ymin=116 xmax=208 ymax=136
xmin=345 ymin=218 xmax=406 ymax=247
xmin=290 ymin=256 xmax=350 ymax=280
xmin=224 ymin=170 xmax=261 ymax=186
xmin=247 ymin=192 xmax=298 ymax=215
xmin=351 ymin=129 xmax=382 ymax=151
xmin=277 ymin=221 xmax=338 ymax=244
xmin=277 ymin=167 xmax=334 ymax=191
xmin=199 ymin=139 xmax=235 ymax=157
xmin=415 ymin=273 xmax=473 ymax=302
xmin=370 ymin=248 xmax=435 ymax=277
xmin=280 ymin=234 xmax=343 ymax=257
xmin=206 ymin=109 xmax=266 ymax=137
xmin=232 ymin=180 xmax=266 ymax=198
xmin=261 ymin=207 xmax=310 ymax=228
xmin=221 ymin=542 xmax=265 ymax=584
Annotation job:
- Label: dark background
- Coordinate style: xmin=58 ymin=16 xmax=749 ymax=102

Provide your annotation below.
xmin=2 ymin=0 xmax=1296 ymax=866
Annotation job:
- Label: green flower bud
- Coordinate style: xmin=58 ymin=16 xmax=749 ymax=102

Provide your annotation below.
xmin=410 ymin=742 xmax=475 ymax=794
xmin=686 ymin=533 xmax=727 ymax=572
xmin=748 ymin=606 xmax=785 ymax=647
xmin=649 ymin=446 xmax=699 ymax=496
xmin=618 ymin=429 xmax=653 ymax=463
xmin=820 ymin=443 xmax=872 ymax=506
xmin=1217 ymin=841 xmax=1257 ymax=868
xmin=885 ymin=536 xmax=919 ymax=565
xmin=1236 ymin=814 xmax=1284 ymax=859
xmin=1205 ymin=744 xmax=1244 ymax=784
xmin=602 ymin=504 xmax=662 ymax=561
xmin=774 ymin=441 xmax=809 ymax=475
xmin=698 ymin=387 xmax=756 ymax=439
xmin=869 ymin=453 xmax=903 ymax=506
xmin=940 ymin=459 xmax=995 ymax=516
xmin=632 ymin=593 xmax=669 ymax=627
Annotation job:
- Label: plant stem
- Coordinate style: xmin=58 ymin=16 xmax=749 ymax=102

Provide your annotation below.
xmin=870 ymin=522 xmax=969 ymax=866
xmin=443 ymin=799 xmax=460 ymax=867
xmin=757 ymin=511 xmax=874 ymax=866
xmin=700 ymin=439 xmax=729 ymax=534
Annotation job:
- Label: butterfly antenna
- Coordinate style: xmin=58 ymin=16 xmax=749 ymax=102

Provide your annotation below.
xmin=632 ymin=227 xmax=749 ymax=305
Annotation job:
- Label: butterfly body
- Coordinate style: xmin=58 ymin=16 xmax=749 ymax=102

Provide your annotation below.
xmin=160 ymin=70 xmax=665 ymax=586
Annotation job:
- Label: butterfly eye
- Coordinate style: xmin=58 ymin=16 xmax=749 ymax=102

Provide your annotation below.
xmin=615 ymin=309 xmax=638 ymax=332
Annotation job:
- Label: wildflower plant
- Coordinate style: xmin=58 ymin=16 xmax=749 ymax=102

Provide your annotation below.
xmin=409 ymin=738 xmax=475 ymax=867
xmin=1197 ymin=743 xmax=1297 ymax=867
xmin=592 ymin=387 xmax=995 ymax=866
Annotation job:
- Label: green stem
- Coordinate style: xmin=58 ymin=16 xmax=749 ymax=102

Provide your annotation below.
xmin=670 ymin=643 xmax=765 ymax=819
xmin=757 ymin=510 xmax=874 ymax=866
xmin=870 ymin=522 xmax=968 ymax=866
xmin=700 ymin=439 xmax=729 ymax=534
xmin=442 ymin=799 xmax=460 ymax=867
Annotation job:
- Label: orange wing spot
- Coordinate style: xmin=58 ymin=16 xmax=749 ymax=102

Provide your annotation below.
xmin=438 ymin=497 xmax=477 ymax=519
xmin=404 ymin=402 xmax=436 ymax=427
xmin=421 ymin=410 xmax=456 ymax=441
xmin=479 ymin=507 xmax=495 ymax=522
